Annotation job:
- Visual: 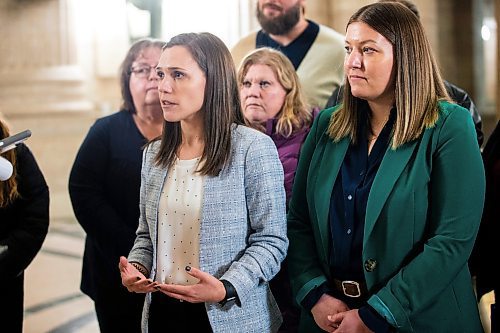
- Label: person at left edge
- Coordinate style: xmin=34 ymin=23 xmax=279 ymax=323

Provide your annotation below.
xmin=68 ymin=38 xmax=164 ymax=333
xmin=0 ymin=117 xmax=49 ymax=333
xmin=119 ymin=32 xmax=287 ymax=333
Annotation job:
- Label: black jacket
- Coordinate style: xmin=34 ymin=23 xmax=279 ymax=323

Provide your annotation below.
xmin=0 ymin=143 xmax=49 ymax=333
xmin=68 ymin=111 xmax=147 ymax=295
xmin=470 ymin=120 xmax=500 ymax=299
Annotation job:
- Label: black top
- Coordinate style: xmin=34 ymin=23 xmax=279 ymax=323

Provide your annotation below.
xmin=302 ymin=102 xmax=395 ymax=332
xmin=256 ymin=20 xmax=319 ymax=69
xmin=0 ymin=142 xmax=49 ymax=332
xmin=0 ymin=143 xmax=49 ymax=279
xmin=329 ymin=106 xmax=395 ymax=282
xmin=470 ymin=120 xmax=500 ymax=299
xmin=69 ymin=110 xmax=148 ymax=298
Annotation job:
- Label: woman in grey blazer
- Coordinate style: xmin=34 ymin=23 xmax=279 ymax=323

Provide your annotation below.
xmin=119 ymin=32 xmax=288 ymax=333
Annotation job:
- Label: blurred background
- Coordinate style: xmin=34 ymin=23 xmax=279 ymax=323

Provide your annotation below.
xmin=0 ymin=0 xmax=497 ymax=332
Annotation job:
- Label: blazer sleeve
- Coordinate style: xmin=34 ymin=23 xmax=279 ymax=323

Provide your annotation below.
xmin=0 ymin=144 xmax=49 ymax=278
xmin=220 ymin=132 xmax=288 ymax=304
xmin=127 ymin=143 xmax=155 ymax=272
xmin=287 ymin=110 xmax=333 ymax=304
xmin=368 ymin=106 xmax=486 ymax=330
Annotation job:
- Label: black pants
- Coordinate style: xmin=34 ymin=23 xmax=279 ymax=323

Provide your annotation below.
xmin=3 ymin=275 xmax=24 ymax=333
xmin=270 ymin=259 xmax=300 ymax=333
xmin=94 ymin=287 xmax=145 ymax=333
xmin=149 ymin=292 xmax=212 ymax=333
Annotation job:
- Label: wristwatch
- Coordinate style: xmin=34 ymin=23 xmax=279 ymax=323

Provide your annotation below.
xmin=219 ymin=279 xmax=239 ymax=306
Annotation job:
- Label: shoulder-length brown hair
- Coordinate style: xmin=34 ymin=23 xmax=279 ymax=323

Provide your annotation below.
xmin=328 ymin=2 xmax=450 ymax=148
xmin=155 ymin=32 xmax=246 ymax=176
xmin=119 ymin=38 xmax=165 ymax=114
xmin=0 ymin=119 xmax=19 ymax=207
xmin=237 ymin=47 xmax=311 ymax=137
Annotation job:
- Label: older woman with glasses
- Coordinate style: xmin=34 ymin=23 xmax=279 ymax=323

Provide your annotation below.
xmin=68 ymin=38 xmax=164 ymax=333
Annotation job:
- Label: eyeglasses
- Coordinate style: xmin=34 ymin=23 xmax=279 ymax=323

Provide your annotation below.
xmin=129 ymin=65 xmax=157 ymax=79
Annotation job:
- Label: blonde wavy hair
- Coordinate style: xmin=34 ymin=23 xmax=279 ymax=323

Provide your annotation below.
xmin=237 ymin=47 xmax=312 ymax=137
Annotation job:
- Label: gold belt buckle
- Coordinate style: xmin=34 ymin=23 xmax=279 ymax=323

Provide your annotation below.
xmin=341 ymin=280 xmax=361 ymax=297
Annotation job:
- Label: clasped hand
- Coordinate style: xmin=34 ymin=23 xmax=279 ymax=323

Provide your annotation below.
xmin=312 ymin=294 xmax=373 ymax=333
xmin=119 ymin=256 xmax=225 ymax=303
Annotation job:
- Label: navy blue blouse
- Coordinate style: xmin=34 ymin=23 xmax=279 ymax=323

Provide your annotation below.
xmin=302 ymin=102 xmax=395 ymax=332
xmin=329 ymin=107 xmax=395 ymax=282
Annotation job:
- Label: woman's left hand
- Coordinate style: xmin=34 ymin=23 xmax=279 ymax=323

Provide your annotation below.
xmin=327 ymin=309 xmax=373 ymax=333
xmin=155 ymin=266 xmax=226 ymax=303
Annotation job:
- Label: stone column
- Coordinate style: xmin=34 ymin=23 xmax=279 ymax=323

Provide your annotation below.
xmin=307 ymin=0 xmax=373 ymax=33
xmin=0 ymin=0 xmax=95 ymax=220
xmin=0 ymin=0 xmax=93 ymax=116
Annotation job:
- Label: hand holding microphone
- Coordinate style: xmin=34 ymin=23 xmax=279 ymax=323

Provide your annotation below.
xmin=0 ymin=130 xmax=32 ymax=181
xmin=0 ymin=130 xmax=31 ymax=153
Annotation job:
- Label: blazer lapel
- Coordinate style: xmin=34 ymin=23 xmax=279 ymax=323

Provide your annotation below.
xmin=314 ymin=136 xmax=349 ymax=261
xmin=143 ymin=158 xmax=168 ymax=274
xmin=364 ymin=140 xmax=418 ymax=240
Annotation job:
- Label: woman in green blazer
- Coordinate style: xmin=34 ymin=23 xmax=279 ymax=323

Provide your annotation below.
xmin=287 ymin=3 xmax=485 ymax=333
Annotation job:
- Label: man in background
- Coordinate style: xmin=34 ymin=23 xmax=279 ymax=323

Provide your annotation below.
xmin=232 ymin=0 xmax=345 ymax=109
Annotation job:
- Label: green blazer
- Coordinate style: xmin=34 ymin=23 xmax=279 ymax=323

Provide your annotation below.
xmin=287 ymin=101 xmax=485 ymax=333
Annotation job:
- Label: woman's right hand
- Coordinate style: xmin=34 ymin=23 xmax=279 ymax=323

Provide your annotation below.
xmin=311 ymin=293 xmax=350 ymax=332
xmin=119 ymin=256 xmax=158 ymax=293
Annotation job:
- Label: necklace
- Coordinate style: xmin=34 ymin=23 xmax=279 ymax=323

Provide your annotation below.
xmin=368 ymin=124 xmax=380 ymax=142
xmin=368 ymin=116 xmax=389 ymax=142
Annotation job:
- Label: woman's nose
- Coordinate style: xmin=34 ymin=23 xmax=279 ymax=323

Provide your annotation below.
xmin=345 ymin=51 xmax=362 ymax=69
xmin=245 ymin=82 xmax=260 ymax=97
xmin=158 ymin=77 xmax=172 ymax=93
xmin=149 ymin=68 xmax=160 ymax=81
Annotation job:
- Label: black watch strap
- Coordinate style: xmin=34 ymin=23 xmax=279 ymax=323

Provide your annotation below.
xmin=219 ymin=279 xmax=238 ymax=306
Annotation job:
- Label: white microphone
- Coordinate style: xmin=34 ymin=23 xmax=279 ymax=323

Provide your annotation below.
xmin=0 ymin=156 xmax=13 ymax=181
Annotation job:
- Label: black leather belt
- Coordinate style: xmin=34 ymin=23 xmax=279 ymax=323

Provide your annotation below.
xmin=333 ymin=279 xmax=368 ymax=298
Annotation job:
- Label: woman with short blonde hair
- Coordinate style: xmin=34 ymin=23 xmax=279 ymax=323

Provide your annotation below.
xmin=238 ymin=47 xmax=317 ymax=331
xmin=238 ymin=47 xmax=312 ymax=138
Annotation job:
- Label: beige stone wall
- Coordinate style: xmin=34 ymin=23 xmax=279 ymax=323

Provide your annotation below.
xmin=0 ymin=0 xmax=132 ymax=220
xmin=0 ymin=0 xmax=94 ymax=220
xmin=307 ymin=0 xmax=373 ymax=33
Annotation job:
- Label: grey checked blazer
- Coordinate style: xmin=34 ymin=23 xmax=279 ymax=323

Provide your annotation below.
xmin=128 ymin=125 xmax=288 ymax=333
